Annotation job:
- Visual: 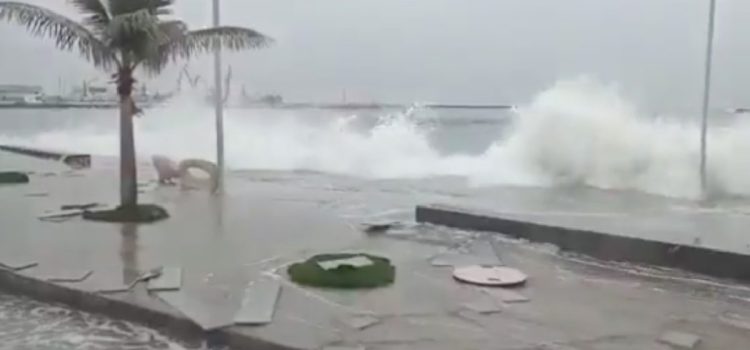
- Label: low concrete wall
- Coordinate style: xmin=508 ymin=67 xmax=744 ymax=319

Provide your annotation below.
xmin=416 ymin=204 xmax=750 ymax=283
xmin=0 ymin=268 xmax=299 ymax=350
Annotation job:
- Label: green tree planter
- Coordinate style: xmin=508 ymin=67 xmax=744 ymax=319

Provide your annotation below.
xmin=83 ymin=204 xmax=169 ymax=223
xmin=288 ymin=253 xmax=395 ymax=289
xmin=0 ymin=172 xmax=29 ymax=184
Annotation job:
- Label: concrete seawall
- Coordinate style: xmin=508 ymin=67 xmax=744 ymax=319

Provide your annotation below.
xmin=416 ymin=204 xmax=750 ymax=282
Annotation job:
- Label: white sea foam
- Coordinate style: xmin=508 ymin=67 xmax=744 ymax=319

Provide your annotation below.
xmin=2 ymin=77 xmax=747 ymax=199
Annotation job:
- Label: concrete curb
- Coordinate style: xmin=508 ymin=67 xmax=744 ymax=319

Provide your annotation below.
xmin=0 ymin=145 xmax=91 ymax=168
xmin=0 ymin=268 xmax=300 ymax=350
xmin=416 ymin=204 xmax=750 ymax=282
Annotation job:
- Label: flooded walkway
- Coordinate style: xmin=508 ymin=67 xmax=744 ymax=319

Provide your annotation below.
xmin=2 ymin=152 xmax=750 ymax=349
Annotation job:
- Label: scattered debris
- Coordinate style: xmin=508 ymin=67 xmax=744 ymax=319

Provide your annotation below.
xmin=453 ymin=266 xmax=528 ymax=287
xmin=126 ymin=267 xmax=163 ymax=291
xmin=0 ymin=260 xmax=38 ymax=271
xmin=61 ymin=202 xmax=101 ymax=211
xmin=657 ymin=331 xmax=701 ymax=349
xmin=342 ymin=315 xmax=381 ymax=330
xmin=234 ymin=279 xmax=281 ymax=325
xmin=148 ymin=267 xmax=182 ymax=292
xmin=38 ymin=209 xmax=84 ymax=222
xmin=318 ymin=256 xmax=374 ymax=270
xmin=46 ymin=269 xmax=93 ymax=283
xmin=483 ymin=288 xmax=530 ymax=304
xmin=461 ymin=297 xmax=503 ymax=315
xmin=362 ymin=222 xmax=401 ymax=234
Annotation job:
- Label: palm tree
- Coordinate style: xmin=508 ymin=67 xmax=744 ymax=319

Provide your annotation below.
xmin=0 ymin=0 xmax=272 ymax=215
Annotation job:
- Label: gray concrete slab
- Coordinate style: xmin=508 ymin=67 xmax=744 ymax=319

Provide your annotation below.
xmin=234 ymin=278 xmax=281 ymax=325
xmin=658 ymin=331 xmax=701 ymax=349
xmin=147 ymin=267 xmax=182 ymax=292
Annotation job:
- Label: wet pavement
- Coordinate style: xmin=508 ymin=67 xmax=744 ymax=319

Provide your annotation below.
xmin=435 ymin=185 xmax=750 ymax=256
xmin=2 ymin=152 xmax=750 ymax=349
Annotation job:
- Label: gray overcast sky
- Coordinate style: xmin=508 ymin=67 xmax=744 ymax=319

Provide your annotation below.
xmin=1 ymin=0 xmax=749 ymax=111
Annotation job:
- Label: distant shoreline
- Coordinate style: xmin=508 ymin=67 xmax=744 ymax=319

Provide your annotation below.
xmin=0 ymin=102 xmax=514 ymax=111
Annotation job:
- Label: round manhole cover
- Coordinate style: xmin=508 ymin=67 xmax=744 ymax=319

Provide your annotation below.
xmin=453 ymin=265 xmax=527 ymax=287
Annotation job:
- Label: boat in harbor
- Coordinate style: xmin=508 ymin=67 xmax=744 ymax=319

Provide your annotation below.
xmin=0 ymin=82 xmax=171 ymax=109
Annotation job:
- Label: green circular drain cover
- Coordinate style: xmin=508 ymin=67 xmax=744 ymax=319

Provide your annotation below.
xmin=288 ymin=253 xmax=395 ymax=289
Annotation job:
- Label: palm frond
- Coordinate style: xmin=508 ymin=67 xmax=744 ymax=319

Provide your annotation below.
xmin=0 ymin=1 xmax=117 ymax=68
xmin=108 ymin=0 xmax=173 ymax=17
xmin=68 ymin=0 xmax=110 ymax=33
xmin=107 ymin=8 xmax=161 ymax=42
xmin=166 ymin=26 xmax=274 ymax=61
xmin=138 ymin=20 xmax=187 ymax=74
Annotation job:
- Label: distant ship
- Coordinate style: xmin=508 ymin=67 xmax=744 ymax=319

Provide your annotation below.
xmin=0 ymin=84 xmax=44 ymax=106
xmin=0 ymin=82 xmax=171 ymax=109
xmin=238 ymin=86 xmax=283 ymax=107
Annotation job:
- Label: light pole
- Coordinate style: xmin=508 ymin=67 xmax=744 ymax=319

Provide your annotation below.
xmin=212 ymin=0 xmax=225 ymax=194
xmin=699 ymin=0 xmax=717 ymax=198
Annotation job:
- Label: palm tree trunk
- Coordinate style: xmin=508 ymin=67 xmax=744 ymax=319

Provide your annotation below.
xmin=118 ymin=69 xmax=138 ymax=209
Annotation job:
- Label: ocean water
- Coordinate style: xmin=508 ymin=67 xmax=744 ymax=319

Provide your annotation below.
xmin=0 ymin=77 xmax=748 ymax=348
xmin=0 ymin=293 xmax=201 ymax=350
xmin=1 ymin=78 xmax=748 ymax=199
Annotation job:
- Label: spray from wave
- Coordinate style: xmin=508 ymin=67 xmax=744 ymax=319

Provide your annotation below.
xmin=2 ymin=77 xmax=749 ymax=199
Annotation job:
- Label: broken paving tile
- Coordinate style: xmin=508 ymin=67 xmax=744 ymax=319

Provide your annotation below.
xmin=38 ymin=209 xmax=83 ymax=222
xmin=234 ymin=279 xmax=281 ymax=325
xmin=468 ymin=240 xmax=502 ymax=262
xmin=483 ymin=288 xmax=530 ymax=304
xmin=147 ymin=267 xmax=181 ymax=292
xmin=45 ymin=269 xmax=93 ymax=283
xmin=159 ymin=291 xmax=233 ymax=331
xmin=318 ymin=256 xmax=374 ymax=270
xmin=658 ymin=331 xmax=701 ymax=349
xmin=343 ymin=315 xmax=381 ymax=330
xmin=461 ymin=297 xmax=503 ymax=315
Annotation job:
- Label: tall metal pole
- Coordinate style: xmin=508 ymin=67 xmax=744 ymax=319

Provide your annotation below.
xmin=212 ymin=0 xmax=225 ymax=193
xmin=699 ymin=0 xmax=717 ymax=198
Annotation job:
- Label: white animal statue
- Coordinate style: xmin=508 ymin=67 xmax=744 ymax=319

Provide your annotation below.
xmin=152 ymin=155 xmax=219 ymax=192
xmin=152 ymin=155 xmax=180 ymax=185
